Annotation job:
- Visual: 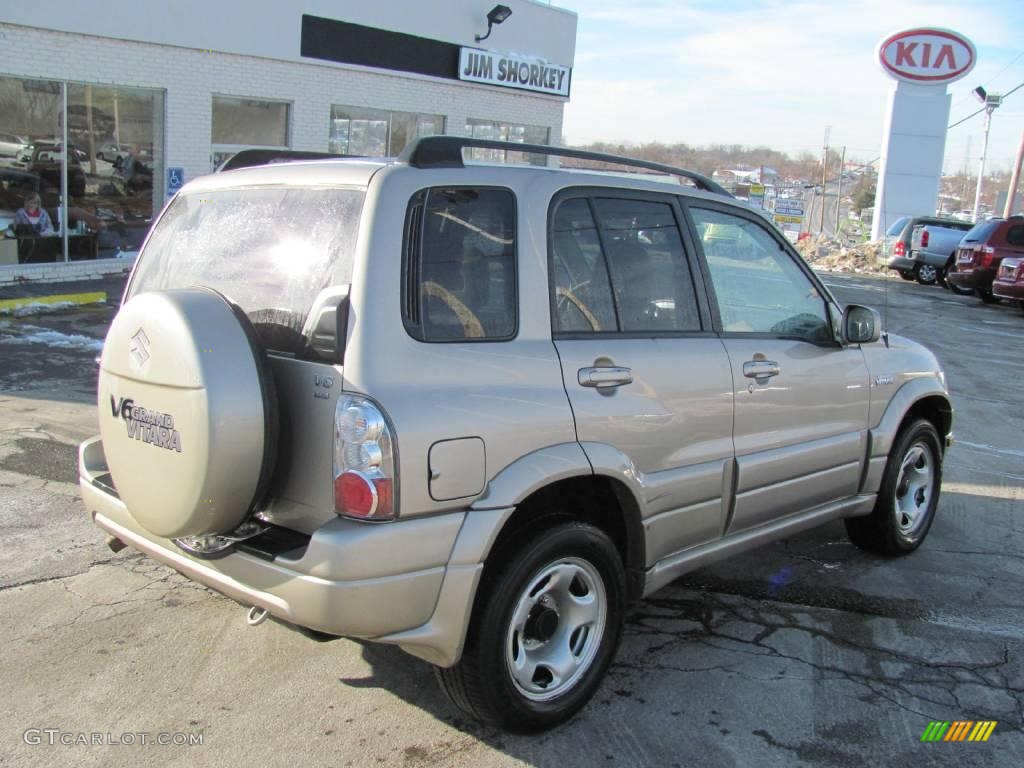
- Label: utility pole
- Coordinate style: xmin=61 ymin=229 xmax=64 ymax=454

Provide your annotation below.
xmin=819 ymin=125 xmax=830 ymax=234
xmin=1004 ymin=129 xmax=1024 ymax=218
xmin=972 ymin=88 xmax=1002 ymax=221
xmin=835 ymin=145 xmax=846 ymax=234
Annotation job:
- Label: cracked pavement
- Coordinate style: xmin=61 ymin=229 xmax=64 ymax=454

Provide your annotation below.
xmin=0 ymin=274 xmax=1022 ymax=767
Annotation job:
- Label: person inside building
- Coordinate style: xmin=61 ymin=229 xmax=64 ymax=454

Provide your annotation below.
xmin=6 ymin=192 xmax=55 ymax=237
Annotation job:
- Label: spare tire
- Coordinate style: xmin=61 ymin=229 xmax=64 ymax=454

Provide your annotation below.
xmin=97 ymin=288 xmax=278 ymax=539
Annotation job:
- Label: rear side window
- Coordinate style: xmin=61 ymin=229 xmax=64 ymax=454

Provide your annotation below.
xmin=130 ymin=186 xmax=364 ymax=354
xmin=963 ymin=220 xmax=1001 ymax=242
xmin=550 ymin=195 xmax=701 ymax=334
xmin=1006 ymin=225 xmax=1024 ymax=246
xmin=403 ymin=187 xmax=516 ymax=342
xmin=885 ymin=217 xmax=910 ymax=236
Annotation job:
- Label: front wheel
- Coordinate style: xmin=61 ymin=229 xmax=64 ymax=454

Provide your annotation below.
xmin=845 ymin=419 xmax=942 ymax=556
xmin=915 ymin=263 xmax=939 ymax=285
xmin=436 ymin=521 xmax=626 ymax=732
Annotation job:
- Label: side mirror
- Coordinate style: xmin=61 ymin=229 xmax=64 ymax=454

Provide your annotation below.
xmin=842 ymin=304 xmax=881 ymax=345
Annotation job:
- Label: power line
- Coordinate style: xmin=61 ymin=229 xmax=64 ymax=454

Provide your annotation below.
xmin=948 ymin=80 xmax=1024 ymax=129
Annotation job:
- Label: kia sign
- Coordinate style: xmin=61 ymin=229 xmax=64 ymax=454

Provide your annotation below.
xmin=877 ymin=28 xmax=976 ymax=85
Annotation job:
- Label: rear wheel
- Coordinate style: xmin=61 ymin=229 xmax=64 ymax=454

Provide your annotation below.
xmin=946 ymin=263 xmax=974 ymax=295
xmin=978 ymin=289 xmax=1000 ymax=304
xmin=436 ymin=521 xmax=626 ymax=732
xmin=915 ymin=264 xmax=939 ymax=285
xmin=897 ymin=269 xmax=915 ymax=281
xmin=845 ymin=419 xmax=942 ymax=556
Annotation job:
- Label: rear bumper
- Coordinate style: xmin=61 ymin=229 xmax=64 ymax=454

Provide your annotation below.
xmin=886 ymin=257 xmax=915 ymax=271
xmin=948 ymin=266 xmax=996 ymax=290
xmin=910 ymin=251 xmax=949 ymax=268
xmin=79 ymin=436 xmax=498 ymax=666
xmin=992 ymin=279 xmax=1024 ymax=302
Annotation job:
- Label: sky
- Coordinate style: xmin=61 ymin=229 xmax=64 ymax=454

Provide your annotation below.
xmin=554 ymin=0 xmax=1024 ymax=173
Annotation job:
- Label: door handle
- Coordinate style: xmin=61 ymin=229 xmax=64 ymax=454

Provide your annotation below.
xmin=743 ymin=360 xmax=780 ymax=381
xmin=578 ymin=366 xmax=633 ymax=388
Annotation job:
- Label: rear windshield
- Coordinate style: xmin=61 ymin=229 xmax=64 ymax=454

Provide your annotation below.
xmin=130 ymin=186 xmax=364 ymax=354
xmin=962 ymin=220 xmax=1001 ymax=243
xmin=885 ymin=217 xmax=910 ymax=237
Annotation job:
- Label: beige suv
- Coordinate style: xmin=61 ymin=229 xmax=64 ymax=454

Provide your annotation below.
xmin=79 ymin=137 xmax=953 ymax=732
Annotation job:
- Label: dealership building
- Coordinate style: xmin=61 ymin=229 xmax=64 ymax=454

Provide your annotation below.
xmin=0 ymin=0 xmax=576 ymax=282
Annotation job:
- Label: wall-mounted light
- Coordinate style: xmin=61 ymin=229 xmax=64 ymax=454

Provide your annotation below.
xmin=475 ymin=5 xmax=512 ymax=43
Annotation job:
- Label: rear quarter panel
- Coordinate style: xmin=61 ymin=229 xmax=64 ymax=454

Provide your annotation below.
xmin=344 ymin=166 xmax=578 ymax=519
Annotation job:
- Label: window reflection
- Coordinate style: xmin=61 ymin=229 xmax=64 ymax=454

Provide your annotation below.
xmin=465 ymin=119 xmax=550 ymax=166
xmin=0 ymin=76 xmax=163 ymax=264
xmin=329 ymin=105 xmax=444 ymax=157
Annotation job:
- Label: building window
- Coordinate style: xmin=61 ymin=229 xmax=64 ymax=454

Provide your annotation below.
xmin=0 ymin=76 xmax=164 ymax=265
xmin=211 ymin=96 xmax=290 ymax=170
xmin=465 ymin=119 xmax=550 ymax=166
xmin=329 ymin=106 xmax=444 ymax=157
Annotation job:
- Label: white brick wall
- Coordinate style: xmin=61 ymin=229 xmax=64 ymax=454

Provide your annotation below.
xmin=0 ymin=257 xmax=133 ymax=285
xmin=0 ymin=22 xmax=566 ymax=193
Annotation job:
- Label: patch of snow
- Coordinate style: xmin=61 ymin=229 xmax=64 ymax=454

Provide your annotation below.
xmin=0 ymin=326 xmax=104 ymax=351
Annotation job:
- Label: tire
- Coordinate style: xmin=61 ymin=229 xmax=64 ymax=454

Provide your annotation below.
xmin=915 ymin=264 xmax=939 ymax=285
xmin=436 ymin=520 xmax=626 ymax=732
xmin=845 ymin=419 xmax=942 ymax=556
xmin=946 ymin=265 xmax=974 ymax=295
xmin=978 ymin=289 xmax=1000 ymax=304
xmin=897 ymin=269 xmax=915 ymax=281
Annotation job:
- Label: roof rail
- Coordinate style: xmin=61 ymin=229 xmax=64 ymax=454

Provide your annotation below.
xmin=217 ymin=149 xmax=353 ymax=172
xmin=398 ymin=136 xmax=732 ymax=197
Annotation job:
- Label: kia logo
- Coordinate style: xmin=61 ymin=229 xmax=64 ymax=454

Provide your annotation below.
xmin=877 ymin=28 xmax=975 ymax=85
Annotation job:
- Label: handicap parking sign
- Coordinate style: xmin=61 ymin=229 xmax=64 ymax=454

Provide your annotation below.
xmin=166 ymin=167 xmax=185 ymax=197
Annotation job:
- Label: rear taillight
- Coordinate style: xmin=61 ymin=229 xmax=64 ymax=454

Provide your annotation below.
xmin=920 ymin=230 xmax=929 ymax=248
xmin=334 ymin=395 xmax=397 ymax=520
xmin=894 ymin=241 xmax=906 ymax=257
xmin=978 ymin=245 xmax=995 ymax=267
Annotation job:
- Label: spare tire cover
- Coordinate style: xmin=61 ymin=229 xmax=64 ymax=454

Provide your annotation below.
xmin=98 ymin=288 xmax=276 ymax=538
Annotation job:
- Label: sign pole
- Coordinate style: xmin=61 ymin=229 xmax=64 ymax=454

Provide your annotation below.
xmin=835 ymin=146 xmax=846 ymax=234
xmin=1003 ymin=129 xmax=1024 ymax=218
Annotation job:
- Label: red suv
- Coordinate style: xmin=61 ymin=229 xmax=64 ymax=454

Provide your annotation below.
xmin=948 ymin=216 xmax=1024 ymax=302
xmin=993 ymin=256 xmax=1024 ymax=313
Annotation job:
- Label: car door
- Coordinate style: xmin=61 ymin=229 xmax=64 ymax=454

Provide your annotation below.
xmin=549 ymin=190 xmax=735 ymax=567
xmin=685 ymin=202 xmax=870 ymax=534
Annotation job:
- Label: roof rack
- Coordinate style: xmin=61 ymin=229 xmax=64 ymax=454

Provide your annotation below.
xmin=217 ymin=148 xmax=353 ymax=172
xmin=398 ymin=136 xmax=732 ymax=197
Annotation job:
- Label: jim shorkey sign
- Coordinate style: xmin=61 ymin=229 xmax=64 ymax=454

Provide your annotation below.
xmin=871 ymin=28 xmax=977 ymax=241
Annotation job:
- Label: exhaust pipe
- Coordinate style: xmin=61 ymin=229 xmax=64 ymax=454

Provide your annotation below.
xmin=106 ymin=535 xmax=127 ymax=553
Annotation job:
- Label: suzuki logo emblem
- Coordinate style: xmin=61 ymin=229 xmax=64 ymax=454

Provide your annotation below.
xmin=129 ymin=328 xmax=151 ymax=367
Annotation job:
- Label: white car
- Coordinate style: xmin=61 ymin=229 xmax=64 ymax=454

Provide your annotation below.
xmin=0 ymin=132 xmax=29 ymax=158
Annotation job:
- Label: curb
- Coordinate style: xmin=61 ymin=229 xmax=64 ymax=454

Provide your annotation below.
xmin=0 ymin=291 xmax=107 ymax=313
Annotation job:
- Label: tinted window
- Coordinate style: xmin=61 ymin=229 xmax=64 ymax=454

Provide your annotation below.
xmin=550 ymin=199 xmax=617 ymax=332
xmin=130 ymin=186 xmax=364 ymax=354
xmin=403 ymin=187 xmax=516 ymax=342
xmin=593 ymin=198 xmax=701 ymax=332
xmin=963 ymin=220 xmax=1002 ymax=242
xmin=885 ymin=217 xmax=910 ymax=236
xmin=691 ymin=207 xmax=831 ymax=342
xmin=1006 ymin=225 xmax=1024 ymax=246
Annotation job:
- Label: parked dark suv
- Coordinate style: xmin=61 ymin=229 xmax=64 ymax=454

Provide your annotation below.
xmin=948 ymin=217 xmax=1024 ymax=303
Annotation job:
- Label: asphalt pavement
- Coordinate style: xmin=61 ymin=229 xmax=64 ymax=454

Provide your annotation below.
xmin=0 ymin=274 xmax=1021 ymax=767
